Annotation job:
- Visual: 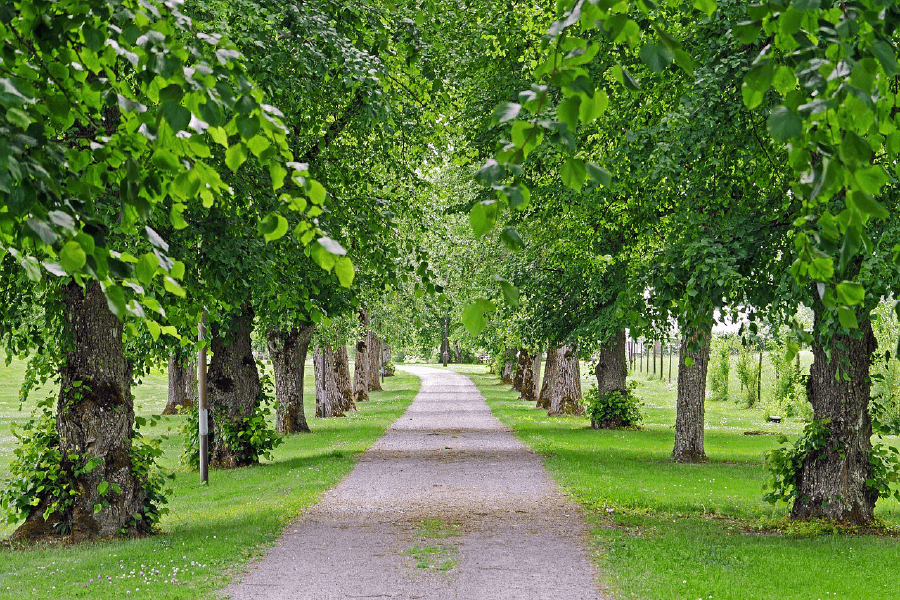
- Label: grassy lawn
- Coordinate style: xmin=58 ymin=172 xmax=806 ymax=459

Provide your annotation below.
xmin=452 ymin=363 xmax=900 ymax=600
xmin=0 ymin=357 xmax=417 ymax=599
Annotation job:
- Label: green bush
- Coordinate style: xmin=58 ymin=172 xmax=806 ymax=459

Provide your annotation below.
xmin=708 ymin=335 xmax=735 ymax=401
xmin=582 ymin=384 xmax=643 ymax=429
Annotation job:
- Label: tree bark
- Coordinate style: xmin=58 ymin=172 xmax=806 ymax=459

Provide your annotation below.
xmin=333 ymin=344 xmax=355 ymax=413
xmin=673 ymin=330 xmax=710 ymax=462
xmin=314 ymin=345 xmax=345 ymax=418
xmin=791 ymin=306 xmax=877 ymax=524
xmin=353 ymin=310 xmax=370 ymax=403
xmin=518 ymin=349 xmax=539 ymax=403
xmin=267 ymin=325 xmax=315 ymax=434
xmin=163 ymin=354 xmax=197 ymax=415
xmin=592 ymin=330 xmax=629 ymax=428
xmin=548 ymin=345 xmax=583 ymax=416
xmin=367 ymin=332 xmax=383 ymax=391
xmin=501 ymin=348 xmax=516 ymax=384
xmin=512 ymin=348 xmax=527 ymax=392
xmin=440 ymin=316 xmax=450 ymax=365
xmin=537 ymin=348 xmax=557 ymax=410
xmin=532 ymin=351 xmax=542 ymax=396
xmin=207 ymin=305 xmax=262 ymax=468
xmin=14 ymin=282 xmax=150 ymax=541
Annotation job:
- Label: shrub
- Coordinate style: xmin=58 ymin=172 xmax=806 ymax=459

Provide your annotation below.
xmin=708 ymin=335 xmax=735 ymax=401
xmin=582 ymin=384 xmax=643 ymax=429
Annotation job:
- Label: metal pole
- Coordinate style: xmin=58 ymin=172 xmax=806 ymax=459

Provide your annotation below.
xmin=198 ymin=311 xmax=209 ymax=485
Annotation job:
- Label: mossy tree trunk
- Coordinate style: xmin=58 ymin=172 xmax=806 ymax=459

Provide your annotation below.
xmin=15 ymin=282 xmax=150 ymax=541
xmin=792 ymin=304 xmax=877 ymax=524
xmin=548 ymin=345 xmax=583 ymax=416
xmin=267 ymin=325 xmax=315 ymax=434
xmin=207 ymin=305 xmax=262 ymax=468
xmin=673 ymin=330 xmax=710 ymax=462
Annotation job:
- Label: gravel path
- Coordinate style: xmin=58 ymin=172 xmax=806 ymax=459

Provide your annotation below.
xmin=221 ymin=366 xmax=609 ymax=600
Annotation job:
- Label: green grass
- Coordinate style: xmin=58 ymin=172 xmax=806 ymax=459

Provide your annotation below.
xmin=0 ymin=357 xmax=418 ymax=599
xmin=453 ymin=363 xmax=900 ymax=600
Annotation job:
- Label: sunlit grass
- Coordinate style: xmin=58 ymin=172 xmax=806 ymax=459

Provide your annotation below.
xmin=457 ymin=363 xmax=900 ymax=600
xmin=0 ymin=358 xmax=417 ymax=600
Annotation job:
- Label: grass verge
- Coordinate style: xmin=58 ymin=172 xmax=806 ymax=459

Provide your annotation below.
xmin=0 ymin=360 xmax=418 ymax=600
xmin=454 ymin=364 xmax=900 ymax=600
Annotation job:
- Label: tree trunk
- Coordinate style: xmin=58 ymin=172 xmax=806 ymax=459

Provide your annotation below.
xmin=512 ymin=348 xmax=527 ymax=392
xmin=267 ymin=325 xmax=315 ymax=434
xmin=592 ymin=330 xmax=628 ymax=428
xmin=518 ymin=349 xmax=539 ymax=403
xmin=163 ymin=354 xmax=197 ymax=415
xmin=207 ymin=305 xmax=262 ymax=468
xmin=791 ymin=306 xmax=877 ymax=524
xmin=367 ymin=332 xmax=383 ymax=391
xmin=453 ymin=343 xmax=462 ymax=363
xmin=532 ymin=351 xmax=542 ymax=395
xmin=440 ymin=316 xmax=450 ymax=365
xmin=333 ymin=344 xmax=355 ymax=413
xmin=673 ymin=330 xmax=710 ymax=462
xmin=14 ymin=282 xmax=150 ymax=541
xmin=353 ymin=310 xmax=370 ymax=403
xmin=537 ymin=348 xmax=557 ymax=410
xmin=314 ymin=345 xmax=345 ymax=418
xmin=501 ymin=348 xmax=516 ymax=384
xmin=548 ymin=345 xmax=583 ymax=416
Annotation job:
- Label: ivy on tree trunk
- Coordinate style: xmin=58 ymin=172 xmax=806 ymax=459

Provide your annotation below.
xmin=15 ymin=282 xmax=150 ymax=541
xmin=207 ymin=305 xmax=262 ymax=468
xmin=792 ymin=305 xmax=878 ymax=524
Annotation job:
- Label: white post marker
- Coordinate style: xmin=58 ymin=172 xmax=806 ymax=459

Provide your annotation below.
xmin=198 ymin=311 xmax=209 ymax=485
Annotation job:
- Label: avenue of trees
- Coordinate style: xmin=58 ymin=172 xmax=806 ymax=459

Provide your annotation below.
xmin=2 ymin=0 xmax=900 ymax=543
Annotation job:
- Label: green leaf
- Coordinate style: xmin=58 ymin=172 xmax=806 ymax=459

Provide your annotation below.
xmin=235 ymin=114 xmax=260 ymax=139
xmin=59 ymin=240 xmax=86 ymax=272
xmin=225 ymin=143 xmax=248 ymax=173
xmin=499 ymin=281 xmax=520 ymax=306
xmin=135 ymin=252 xmax=159 ymax=284
xmin=767 ymin=106 xmax=802 ymax=141
xmin=853 ymin=165 xmax=889 ymax=197
xmin=557 ymin=96 xmax=581 ymax=129
xmin=163 ymin=277 xmax=186 ymax=298
xmin=334 ymin=256 xmax=355 ymax=288
xmin=693 ymin=0 xmax=716 ymax=17
xmin=848 ymin=190 xmax=889 ymax=220
xmin=146 ymin=319 xmax=161 ymax=341
xmin=258 ymin=212 xmax=288 ymax=242
xmin=578 ymin=89 xmax=607 ymax=123
xmin=269 ymin=162 xmax=287 ymax=190
xmin=161 ymin=101 xmax=190 ymax=132
xmin=839 ymin=131 xmax=871 ymax=167
xmin=838 ymin=307 xmax=859 ymax=329
xmin=836 ymin=281 xmax=865 ymax=306
xmin=93 ymin=503 xmax=103 ymax=514
xmin=492 ymin=101 xmax=521 ymax=125
xmin=151 ymin=149 xmax=181 ymax=172
xmin=208 ymin=126 xmax=228 ymax=147
xmin=469 ymin=201 xmax=498 ymax=237
xmin=586 ymin=162 xmax=612 ymax=186
xmin=561 ymin=157 xmax=587 ymax=191
xmin=474 ymin=159 xmax=504 ymax=186
xmin=500 ymin=227 xmax=525 ymax=251
xmin=745 ymin=61 xmax=776 ymax=91
xmin=307 ymin=180 xmax=326 ymax=205
xmin=872 ymin=40 xmax=898 ymax=77
xmin=462 ymin=302 xmax=487 ymax=336
xmin=639 ymin=43 xmax=674 ymax=73
xmin=733 ymin=21 xmax=761 ymax=45
xmin=310 ymin=241 xmax=337 ymax=272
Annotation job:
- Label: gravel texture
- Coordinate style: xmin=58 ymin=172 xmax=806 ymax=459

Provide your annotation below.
xmin=220 ymin=366 xmax=609 ymax=600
